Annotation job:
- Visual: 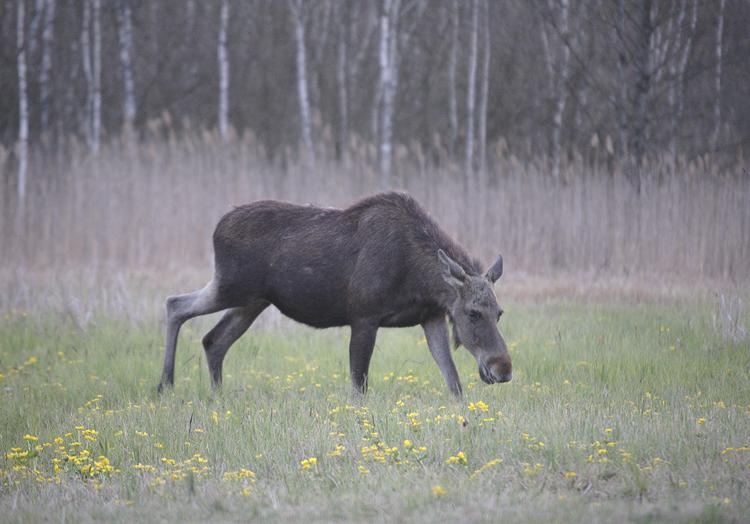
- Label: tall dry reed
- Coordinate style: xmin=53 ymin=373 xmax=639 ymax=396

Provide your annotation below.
xmin=1 ymin=131 xmax=748 ymax=283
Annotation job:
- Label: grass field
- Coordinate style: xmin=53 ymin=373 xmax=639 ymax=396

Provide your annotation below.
xmin=1 ymin=294 xmax=749 ymax=523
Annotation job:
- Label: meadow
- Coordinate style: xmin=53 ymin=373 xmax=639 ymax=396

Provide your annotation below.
xmin=1 ymin=289 xmax=748 ymax=523
xmin=1 ymin=135 xmax=748 ymax=521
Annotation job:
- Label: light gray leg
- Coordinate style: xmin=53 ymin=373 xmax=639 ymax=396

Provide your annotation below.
xmin=202 ymin=301 xmax=269 ymax=388
xmin=158 ymin=281 xmax=226 ymax=392
xmin=422 ymin=315 xmax=463 ymax=398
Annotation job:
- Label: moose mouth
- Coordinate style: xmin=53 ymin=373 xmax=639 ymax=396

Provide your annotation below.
xmin=479 ymin=363 xmax=512 ymax=385
xmin=479 ymin=364 xmax=497 ymax=384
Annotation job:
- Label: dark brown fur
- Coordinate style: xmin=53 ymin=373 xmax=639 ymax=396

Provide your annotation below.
xmin=158 ymin=191 xmax=511 ymax=396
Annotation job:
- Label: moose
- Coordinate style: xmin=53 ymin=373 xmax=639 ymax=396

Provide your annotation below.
xmin=158 ymin=191 xmax=511 ymax=397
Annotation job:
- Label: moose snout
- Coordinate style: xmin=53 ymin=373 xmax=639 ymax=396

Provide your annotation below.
xmin=482 ymin=356 xmax=512 ymax=384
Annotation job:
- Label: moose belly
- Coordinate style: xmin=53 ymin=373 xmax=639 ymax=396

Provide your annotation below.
xmin=266 ymin=274 xmax=349 ymax=328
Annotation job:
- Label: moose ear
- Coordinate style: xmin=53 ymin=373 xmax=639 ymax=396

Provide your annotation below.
xmin=485 ymin=254 xmax=503 ymax=283
xmin=437 ymin=249 xmax=466 ymax=290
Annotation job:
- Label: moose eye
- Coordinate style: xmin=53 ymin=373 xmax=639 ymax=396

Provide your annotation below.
xmin=468 ymin=310 xmax=481 ymax=321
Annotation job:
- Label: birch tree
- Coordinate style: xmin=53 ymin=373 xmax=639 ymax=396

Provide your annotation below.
xmin=630 ymin=0 xmax=652 ymax=166
xmin=477 ymin=0 xmax=490 ymax=180
xmin=377 ymin=0 xmax=399 ymax=184
xmin=81 ymin=0 xmax=92 ymax=149
xmin=116 ymin=0 xmax=136 ymax=133
xmin=39 ymin=0 xmax=56 ymax=135
xmin=711 ymin=0 xmax=725 ymax=150
xmin=92 ymin=0 xmax=101 ymax=153
xmin=448 ymin=0 xmax=459 ymax=155
xmin=289 ymin=0 xmax=313 ymax=155
xmin=17 ymin=0 xmax=29 ymax=217
xmin=539 ymin=0 xmax=571 ymax=182
xmin=615 ymin=0 xmax=628 ymax=155
xmin=464 ymin=0 xmax=478 ymax=179
xmin=217 ymin=0 xmax=229 ymax=140
xmin=81 ymin=0 xmax=101 ymax=153
xmin=666 ymin=0 xmax=697 ymax=163
xmin=336 ymin=1 xmax=349 ymax=159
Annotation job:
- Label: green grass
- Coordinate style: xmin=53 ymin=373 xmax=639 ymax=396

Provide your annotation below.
xmin=1 ymin=299 xmax=748 ymax=523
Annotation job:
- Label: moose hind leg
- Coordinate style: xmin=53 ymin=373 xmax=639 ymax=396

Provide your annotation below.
xmin=202 ymin=301 xmax=269 ymax=388
xmin=349 ymin=321 xmax=378 ymax=395
xmin=159 ymin=281 xmax=226 ymax=392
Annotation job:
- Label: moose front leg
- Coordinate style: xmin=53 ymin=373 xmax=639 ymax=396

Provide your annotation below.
xmin=349 ymin=321 xmax=378 ymax=395
xmin=422 ymin=315 xmax=463 ymax=398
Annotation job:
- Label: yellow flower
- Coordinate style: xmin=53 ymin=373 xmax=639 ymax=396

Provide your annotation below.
xmin=697 ymin=417 xmax=705 ymax=425
xmin=358 ymin=465 xmax=370 ymax=475
xmin=403 ymin=440 xmax=413 ymax=449
xmin=22 ymin=434 xmax=38 ymax=442
xmin=446 ymin=451 xmax=468 ymax=465
xmin=431 ymin=485 xmax=446 ymax=496
xmin=564 ymin=471 xmax=577 ymax=479
xmin=300 ymin=457 xmax=318 ymax=470
xmin=468 ymin=401 xmax=489 ymax=413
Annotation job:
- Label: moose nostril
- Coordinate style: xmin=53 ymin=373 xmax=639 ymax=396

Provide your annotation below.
xmin=497 ymin=373 xmax=512 ymax=383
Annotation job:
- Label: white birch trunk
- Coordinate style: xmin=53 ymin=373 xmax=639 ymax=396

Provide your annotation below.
xmin=81 ymin=0 xmax=93 ymax=150
xmin=117 ymin=0 xmax=136 ymax=132
xmin=185 ymin=0 xmax=198 ymax=81
xmin=464 ymin=0 xmax=478 ymax=179
xmin=550 ymin=0 xmax=569 ymax=182
xmin=711 ymin=0 xmax=725 ymax=150
xmin=39 ymin=0 xmax=56 ymax=134
xmin=92 ymin=0 xmax=101 ymax=154
xmin=448 ymin=0 xmax=458 ymax=155
xmin=217 ymin=0 xmax=229 ymax=140
xmin=615 ymin=0 xmax=628 ymax=155
xmin=336 ymin=4 xmax=349 ymax=159
xmin=289 ymin=0 xmax=313 ymax=155
xmin=478 ymin=0 xmax=490 ymax=180
xmin=28 ymin=0 xmax=44 ymax=56
xmin=17 ymin=0 xmax=29 ymax=216
xmin=377 ymin=0 xmax=399 ymax=185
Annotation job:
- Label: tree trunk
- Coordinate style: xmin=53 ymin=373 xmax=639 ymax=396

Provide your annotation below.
xmin=289 ymin=0 xmax=313 ymax=155
xmin=217 ymin=0 xmax=229 ymax=140
xmin=464 ymin=0 xmax=478 ymax=181
xmin=92 ymin=0 xmax=101 ymax=154
xmin=17 ymin=0 xmax=29 ymax=219
xmin=549 ymin=0 xmax=569 ymax=182
xmin=630 ymin=0 xmax=652 ymax=167
xmin=378 ymin=0 xmax=400 ymax=187
xmin=117 ymin=0 xmax=136 ymax=133
xmin=615 ymin=0 xmax=628 ymax=156
xmin=668 ymin=0 xmax=697 ymax=165
xmin=28 ymin=0 xmax=44 ymax=56
xmin=336 ymin=3 xmax=349 ymax=160
xmin=477 ymin=0 xmax=490 ymax=181
xmin=81 ymin=0 xmax=93 ymax=150
xmin=448 ymin=0 xmax=458 ymax=156
xmin=711 ymin=0 xmax=725 ymax=150
xmin=39 ymin=0 xmax=56 ymax=135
